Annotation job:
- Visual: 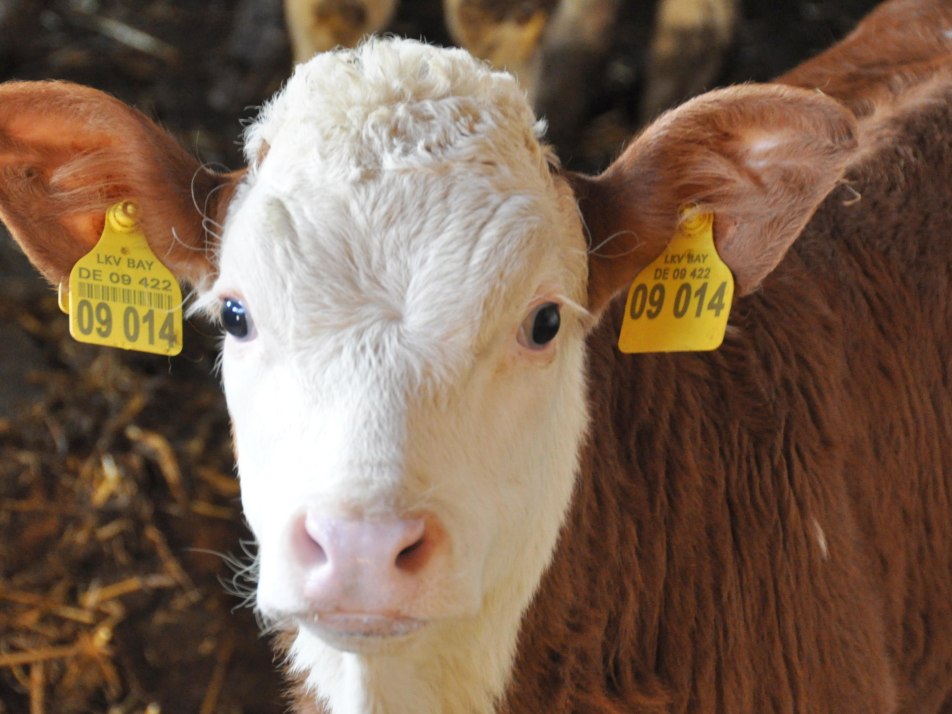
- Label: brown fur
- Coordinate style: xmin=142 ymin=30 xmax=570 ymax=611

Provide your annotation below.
xmin=503 ymin=101 xmax=952 ymax=712
xmin=502 ymin=1 xmax=952 ymax=711
xmin=778 ymin=0 xmax=952 ymax=115
xmin=0 ymin=1 xmax=950 ymax=711
xmin=780 ymin=0 xmax=952 ymax=172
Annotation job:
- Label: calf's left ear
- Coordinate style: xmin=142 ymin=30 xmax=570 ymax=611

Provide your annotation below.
xmin=0 ymin=81 xmax=242 ymax=288
xmin=571 ymin=84 xmax=858 ymax=313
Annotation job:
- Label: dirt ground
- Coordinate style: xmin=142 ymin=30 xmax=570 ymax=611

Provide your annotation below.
xmin=0 ymin=1 xmax=879 ymax=712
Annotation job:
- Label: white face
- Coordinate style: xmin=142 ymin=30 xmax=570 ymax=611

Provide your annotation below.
xmin=199 ymin=40 xmax=592 ymax=682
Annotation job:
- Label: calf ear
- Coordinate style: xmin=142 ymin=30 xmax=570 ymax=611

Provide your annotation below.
xmin=572 ymin=84 xmax=857 ymax=313
xmin=0 ymin=81 xmax=242 ymax=288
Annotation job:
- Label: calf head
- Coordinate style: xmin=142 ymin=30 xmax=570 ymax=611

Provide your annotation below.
xmin=0 ymin=39 xmax=854 ymax=712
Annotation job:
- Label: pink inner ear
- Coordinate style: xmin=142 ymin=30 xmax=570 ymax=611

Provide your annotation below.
xmin=6 ymin=119 xmax=103 ymax=156
xmin=60 ymin=212 xmax=106 ymax=252
xmin=0 ymin=81 xmax=244 ymax=288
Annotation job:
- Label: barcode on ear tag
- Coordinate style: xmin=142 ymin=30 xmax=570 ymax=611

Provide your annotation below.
xmin=67 ymin=201 xmax=183 ymax=356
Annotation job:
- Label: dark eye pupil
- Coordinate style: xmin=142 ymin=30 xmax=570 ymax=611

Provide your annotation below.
xmin=221 ymin=298 xmax=249 ymax=338
xmin=532 ymin=303 xmax=561 ymax=345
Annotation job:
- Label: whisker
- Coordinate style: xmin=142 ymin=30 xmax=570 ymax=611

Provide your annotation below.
xmin=587 ymin=229 xmax=642 ymax=259
xmin=186 ymin=540 xmax=260 ymax=613
xmin=202 ymin=174 xmax=233 ymax=232
xmin=574 ymin=195 xmax=644 ymax=260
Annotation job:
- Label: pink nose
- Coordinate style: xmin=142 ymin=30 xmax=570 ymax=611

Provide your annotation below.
xmin=295 ymin=513 xmax=440 ymax=613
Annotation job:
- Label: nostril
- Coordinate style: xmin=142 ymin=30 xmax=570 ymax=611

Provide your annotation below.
xmin=395 ymin=530 xmax=432 ymax=574
xmin=309 ymin=539 xmax=328 ymax=566
xmin=298 ymin=514 xmax=329 ymax=566
xmin=398 ymin=539 xmax=421 ymax=560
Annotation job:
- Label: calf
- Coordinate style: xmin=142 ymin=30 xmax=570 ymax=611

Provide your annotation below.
xmin=1 ymin=0 xmax=951 ymax=711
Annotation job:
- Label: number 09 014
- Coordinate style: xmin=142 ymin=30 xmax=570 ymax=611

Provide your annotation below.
xmin=74 ymin=299 xmax=178 ymax=348
xmin=629 ymin=281 xmax=728 ymax=321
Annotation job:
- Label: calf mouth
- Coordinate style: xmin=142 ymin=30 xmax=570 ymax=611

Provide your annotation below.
xmin=297 ymin=611 xmax=427 ymax=653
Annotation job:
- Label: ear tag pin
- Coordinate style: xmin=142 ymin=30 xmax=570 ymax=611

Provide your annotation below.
xmin=57 ymin=282 xmax=69 ymax=314
xmin=66 ymin=201 xmax=183 ymax=356
xmin=617 ymin=209 xmax=734 ymax=353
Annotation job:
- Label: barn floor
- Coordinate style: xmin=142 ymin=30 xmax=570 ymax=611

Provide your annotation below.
xmin=0 ymin=1 xmax=877 ymax=711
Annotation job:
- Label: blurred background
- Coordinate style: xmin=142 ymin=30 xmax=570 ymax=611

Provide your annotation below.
xmin=0 ymin=1 xmax=879 ymax=711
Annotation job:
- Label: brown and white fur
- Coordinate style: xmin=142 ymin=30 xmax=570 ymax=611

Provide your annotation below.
xmin=1 ymin=0 xmax=951 ymax=711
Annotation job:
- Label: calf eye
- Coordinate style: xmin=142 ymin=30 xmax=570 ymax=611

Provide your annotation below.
xmin=519 ymin=302 xmax=561 ymax=350
xmin=220 ymin=297 xmax=254 ymax=340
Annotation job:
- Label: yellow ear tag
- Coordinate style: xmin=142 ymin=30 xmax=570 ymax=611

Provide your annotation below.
xmin=617 ymin=210 xmax=734 ymax=353
xmin=67 ymin=201 xmax=183 ymax=356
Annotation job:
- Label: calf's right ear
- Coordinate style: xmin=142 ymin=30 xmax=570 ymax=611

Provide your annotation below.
xmin=0 ymin=81 xmax=242 ymax=288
